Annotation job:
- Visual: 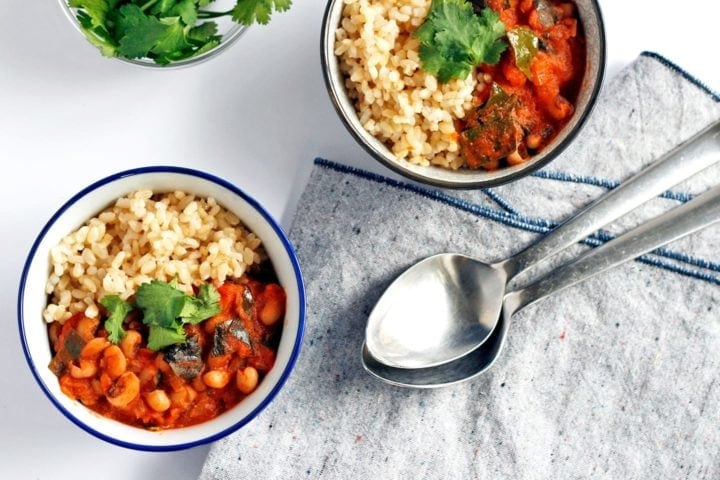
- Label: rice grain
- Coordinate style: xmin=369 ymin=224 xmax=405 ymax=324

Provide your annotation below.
xmin=43 ymin=190 xmax=264 ymax=324
xmin=335 ymin=0 xmax=476 ymax=169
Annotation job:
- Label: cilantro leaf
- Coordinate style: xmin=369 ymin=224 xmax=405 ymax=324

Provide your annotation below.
xmin=135 ymin=279 xmax=189 ymax=329
xmin=232 ymin=0 xmax=292 ymax=26
xmin=69 ymin=0 xmax=119 ymax=28
xmin=169 ymin=0 xmax=199 ymax=27
xmin=76 ymin=11 xmax=118 ymax=57
xmin=147 ymin=325 xmax=188 ymax=351
xmin=114 ymin=4 xmax=189 ymax=59
xmin=477 ymin=8 xmax=509 ymax=64
xmin=68 ymin=0 xmax=291 ymax=64
xmin=152 ymin=0 xmax=179 ymax=16
xmin=187 ymin=21 xmax=219 ymax=43
xmin=134 ymin=279 xmax=222 ymax=350
xmin=154 ymin=17 xmax=190 ymax=53
xmin=72 ymin=1 xmax=119 ymax=57
xmin=100 ymin=295 xmax=133 ymax=344
xmin=414 ymin=0 xmax=507 ymax=83
xmin=198 ymin=283 xmax=221 ymax=307
xmin=182 ymin=283 xmax=222 ymax=324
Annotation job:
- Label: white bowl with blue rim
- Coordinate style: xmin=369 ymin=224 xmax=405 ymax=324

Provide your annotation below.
xmin=17 ymin=166 xmax=305 ymax=451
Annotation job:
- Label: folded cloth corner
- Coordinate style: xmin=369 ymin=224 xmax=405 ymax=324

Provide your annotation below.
xmin=200 ymin=52 xmax=720 ymax=480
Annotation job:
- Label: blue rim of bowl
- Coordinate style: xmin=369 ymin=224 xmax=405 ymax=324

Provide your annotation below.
xmin=320 ymin=0 xmax=607 ymax=189
xmin=57 ymin=0 xmax=250 ymax=69
xmin=17 ymin=166 xmax=306 ymax=451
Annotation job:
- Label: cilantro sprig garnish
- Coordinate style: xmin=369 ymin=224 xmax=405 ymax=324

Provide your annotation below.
xmin=100 ymin=294 xmax=134 ymax=343
xmin=68 ymin=0 xmax=292 ymax=64
xmin=100 ymin=279 xmax=221 ymax=351
xmin=414 ymin=0 xmax=507 ymax=83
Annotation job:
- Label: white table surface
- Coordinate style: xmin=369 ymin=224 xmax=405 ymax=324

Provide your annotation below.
xmin=1 ymin=1 xmax=718 ymax=478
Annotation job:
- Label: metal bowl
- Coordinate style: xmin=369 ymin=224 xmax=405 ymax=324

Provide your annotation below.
xmin=321 ymin=0 xmax=606 ymax=188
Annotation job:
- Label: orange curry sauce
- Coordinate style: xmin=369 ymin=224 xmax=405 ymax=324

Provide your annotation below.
xmin=458 ymin=0 xmax=585 ymax=170
xmin=48 ymin=279 xmax=285 ymax=429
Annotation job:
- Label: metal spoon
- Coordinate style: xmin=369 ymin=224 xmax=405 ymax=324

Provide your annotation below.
xmin=362 ymin=181 xmax=720 ymax=387
xmin=366 ymin=121 xmax=720 ymax=369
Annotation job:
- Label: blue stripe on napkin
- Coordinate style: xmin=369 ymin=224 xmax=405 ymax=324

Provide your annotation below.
xmin=314 ymin=157 xmax=720 ymax=285
xmin=640 ymin=51 xmax=720 ymax=102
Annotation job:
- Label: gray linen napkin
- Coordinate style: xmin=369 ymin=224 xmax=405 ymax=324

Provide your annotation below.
xmin=200 ymin=52 xmax=720 ymax=479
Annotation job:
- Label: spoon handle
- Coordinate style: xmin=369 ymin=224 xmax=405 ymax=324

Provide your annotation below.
xmin=505 ymin=182 xmax=720 ymax=314
xmin=501 ymin=120 xmax=720 ymax=279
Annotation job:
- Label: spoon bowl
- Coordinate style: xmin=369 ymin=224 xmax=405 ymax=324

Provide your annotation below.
xmin=362 ymin=309 xmax=509 ymax=388
xmin=363 ymin=181 xmax=720 ymax=387
xmin=366 ymin=254 xmax=506 ymax=369
xmin=364 ymin=121 xmax=720 ymax=370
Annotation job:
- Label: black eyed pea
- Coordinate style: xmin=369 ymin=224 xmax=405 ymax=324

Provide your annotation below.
xmin=145 ymin=389 xmax=171 ymax=412
xmin=106 ymin=371 xmax=140 ymax=408
xmin=202 ymin=370 xmax=230 ymax=389
xmin=102 ymin=345 xmax=127 ymax=379
xmin=236 ymin=366 xmax=259 ymax=395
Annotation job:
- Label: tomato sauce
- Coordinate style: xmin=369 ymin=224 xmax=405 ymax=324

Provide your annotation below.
xmin=459 ymin=0 xmax=585 ymax=170
xmin=48 ymin=278 xmax=286 ymax=430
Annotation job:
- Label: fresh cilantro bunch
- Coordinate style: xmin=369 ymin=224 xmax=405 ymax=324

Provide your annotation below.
xmin=100 ymin=279 xmax=221 ymax=351
xmin=414 ymin=0 xmax=507 ymax=83
xmin=68 ymin=0 xmax=292 ymax=64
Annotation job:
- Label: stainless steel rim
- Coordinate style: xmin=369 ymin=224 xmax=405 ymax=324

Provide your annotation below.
xmin=320 ymin=0 xmax=607 ymax=189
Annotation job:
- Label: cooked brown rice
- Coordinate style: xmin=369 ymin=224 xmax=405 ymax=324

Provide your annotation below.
xmin=334 ymin=0 xmax=477 ymax=169
xmin=43 ymin=190 xmax=264 ymax=324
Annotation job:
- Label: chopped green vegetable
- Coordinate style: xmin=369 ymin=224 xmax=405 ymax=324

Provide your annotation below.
xmin=64 ymin=330 xmax=87 ymax=360
xmin=414 ymin=0 xmax=507 ymax=83
xmin=100 ymin=295 xmax=133 ymax=343
xmin=459 ymin=84 xmax=520 ymax=168
xmin=67 ymin=0 xmax=292 ymax=64
xmin=507 ymin=26 xmax=539 ymax=79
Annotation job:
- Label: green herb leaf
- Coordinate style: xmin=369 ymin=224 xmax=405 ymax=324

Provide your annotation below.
xmin=69 ymin=0 xmax=119 ymax=28
xmin=114 ymin=4 xmax=190 ymax=58
xmin=135 ymin=279 xmax=189 ymax=329
xmin=154 ymin=17 xmax=190 ymax=53
xmin=187 ymin=21 xmax=219 ymax=43
xmin=68 ymin=0 xmax=291 ymax=64
xmin=100 ymin=295 xmax=133 ymax=344
xmin=414 ymin=0 xmax=507 ymax=83
xmin=153 ymin=0 xmax=179 ymax=16
xmin=507 ymin=26 xmax=538 ymax=78
xmin=169 ymin=0 xmax=199 ymax=27
xmin=134 ymin=279 xmax=222 ymax=350
xmin=191 ymin=39 xmax=221 ymax=57
xmin=183 ymin=283 xmax=222 ymax=324
xmin=231 ymin=0 xmax=292 ymax=26
xmin=72 ymin=1 xmax=119 ymax=56
xmin=147 ymin=325 xmax=188 ymax=351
